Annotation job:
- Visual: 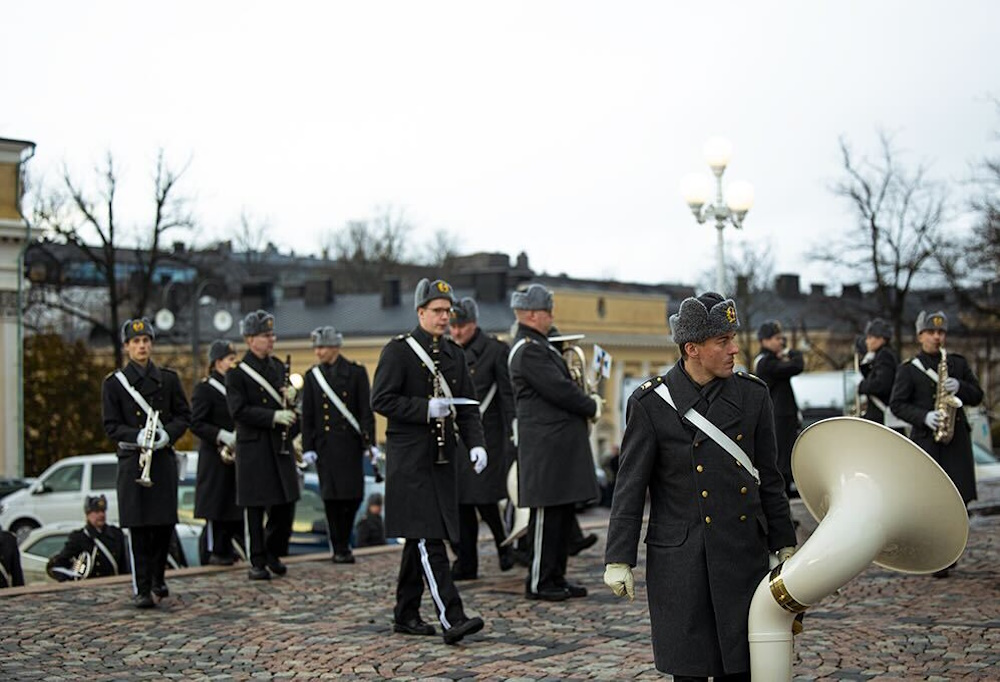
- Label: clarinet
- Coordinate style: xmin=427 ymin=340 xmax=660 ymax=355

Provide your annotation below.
xmin=431 ymin=339 xmax=449 ymax=465
xmin=280 ymin=354 xmax=292 ymax=455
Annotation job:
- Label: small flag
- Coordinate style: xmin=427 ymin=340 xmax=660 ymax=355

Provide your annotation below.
xmin=592 ymin=344 xmax=612 ymax=379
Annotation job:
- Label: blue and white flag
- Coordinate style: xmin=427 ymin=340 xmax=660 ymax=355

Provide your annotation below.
xmin=592 ymin=344 xmax=612 ymax=378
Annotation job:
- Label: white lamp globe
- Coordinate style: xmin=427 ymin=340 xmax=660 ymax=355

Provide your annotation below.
xmin=726 ymin=180 xmax=755 ymax=213
xmin=681 ymin=173 xmax=712 ymax=208
xmin=703 ymin=137 xmax=733 ymax=171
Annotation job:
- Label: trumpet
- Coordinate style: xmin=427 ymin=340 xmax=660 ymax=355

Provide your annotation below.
xmin=136 ymin=409 xmax=161 ymax=487
xmin=71 ymin=549 xmax=96 ymax=580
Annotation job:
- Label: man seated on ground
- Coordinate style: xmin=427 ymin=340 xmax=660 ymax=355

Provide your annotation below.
xmin=47 ymin=495 xmax=129 ymax=581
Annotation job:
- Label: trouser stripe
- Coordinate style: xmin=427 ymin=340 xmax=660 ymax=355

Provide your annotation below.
xmin=530 ymin=507 xmax=544 ymax=594
xmin=127 ymin=532 xmax=138 ymax=595
xmin=418 ymin=539 xmax=452 ymax=630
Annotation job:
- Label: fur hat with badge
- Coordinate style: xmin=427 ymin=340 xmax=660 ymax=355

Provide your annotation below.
xmin=240 ymin=310 xmax=275 ymax=336
xmin=121 ymin=317 xmax=155 ymax=344
xmin=207 ymin=339 xmax=236 ymax=364
xmin=414 ymin=278 xmax=456 ymax=310
xmin=84 ymin=494 xmax=107 ymax=514
xmin=451 ymin=297 xmax=479 ymax=324
xmin=915 ymin=310 xmax=948 ymax=335
xmin=510 ymin=283 xmax=553 ymax=311
xmin=669 ymin=292 xmax=740 ymax=346
xmin=864 ymin=317 xmax=892 ymax=340
xmin=311 ymin=326 xmax=344 ymax=348
xmin=757 ymin=319 xmax=783 ymax=341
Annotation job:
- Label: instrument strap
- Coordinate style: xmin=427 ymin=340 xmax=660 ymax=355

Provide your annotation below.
xmin=114 ymin=371 xmax=153 ymax=417
xmin=85 ymin=528 xmax=118 ymax=575
xmin=653 ymin=384 xmax=761 ymax=485
xmin=310 ymin=367 xmax=363 ymax=437
xmin=0 ymin=560 xmax=10 ymax=588
xmin=910 ymin=358 xmax=939 ymax=384
xmin=405 ymin=336 xmax=456 ymax=418
xmin=208 ymin=377 xmax=227 ymax=397
xmin=507 ymin=338 xmax=529 ymax=371
xmin=479 ymin=382 xmax=498 ymax=416
xmin=239 ymin=362 xmax=283 ymax=404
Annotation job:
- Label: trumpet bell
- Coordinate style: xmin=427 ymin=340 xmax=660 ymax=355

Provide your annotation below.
xmin=501 ymin=462 xmax=530 ymax=547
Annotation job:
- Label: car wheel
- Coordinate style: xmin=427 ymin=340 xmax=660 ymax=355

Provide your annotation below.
xmin=10 ymin=519 xmax=39 ymax=543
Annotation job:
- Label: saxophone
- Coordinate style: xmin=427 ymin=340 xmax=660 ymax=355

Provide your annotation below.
xmin=933 ymin=348 xmax=963 ymax=444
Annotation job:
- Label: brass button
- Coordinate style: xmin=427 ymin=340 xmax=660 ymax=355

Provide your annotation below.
xmin=740 ymin=486 xmax=748 ymax=494
xmin=324 ymin=426 xmax=330 ymax=432
xmin=705 ymin=516 xmax=712 ymax=524
xmin=701 ymin=490 xmax=709 ymax=498
xmin=736 ymin=433 xmax=743 ymax=441
xmin=324 ymin=415 xmax=329 ymax=421
xmin=740 ymin=514 xmax=747 ymax=521
xmin=696 ymin=465 xmax=704 ymax=473
xmin=694 ymin=442 xmax=700 ymax=448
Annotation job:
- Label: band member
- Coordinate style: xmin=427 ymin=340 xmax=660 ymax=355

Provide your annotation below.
xmin=857 ymin=318 xmax=901 ymax=428
xmin=0 ymin=530 xmax=24 ymax=588
xmin=102 ymin=317 xmax=191 ymax=608
xmin=508 ymin=283 xmax=600 ymax=601
xmin=191 ymin=340 xmax=244 ymax=566
xmin=372 ymin=278 xmax=487 ymax=645
xmin=604 ymin=293 xmax=796 ymax=681
xmin=890 ymin=311 xmax=983 ymax=511
xmin=226 ymin=310 xmax=300 ymax=581
xmin=301 ymin=325 xmax=376 ymax=564
xmin=447 ymin=297 xmax=516 ymax=580
xmin=47 ymin=495 xmax=128 ymax=581
xmin=753 ymin=319 xmax=803 ymax=495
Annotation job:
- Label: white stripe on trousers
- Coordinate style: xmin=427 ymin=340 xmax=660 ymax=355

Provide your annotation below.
xmin=530 ymin=507 xmax=544 ymax=594
xmin=127 ymin=532 xmax=138 ymax=595
xmin=206 ymin=521 xmax=215 ymax=553
xmin=243 ymin=509 xmax=251 ymax=561
xmin=418 ymin=539 xmax=452 ymax=630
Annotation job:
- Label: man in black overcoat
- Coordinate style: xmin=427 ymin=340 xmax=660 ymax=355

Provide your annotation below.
xmin=47 ymin=495 xmax=129 ymax=581
xmin=604 ymin=293 xmax=796 ymax=681
xmin=890 ymin=310 xmax=983 ymax=530
xmin=0 ymin=530 xmax=23 ymax=588
xmin=753 ymin=319 xmax=804 ymax=495
xmin=447 ymin=297 xmax=516 ymax=580
xmin=301 ymin=325 xmax=376 ymax=564
xmin=102 ymin=317 xmax=190 ymax=608
xmin=508 ymin=283 xmax=600 ymax=601
xmin=226 ymin=310 xmax=300 ymax=581
xmin=371 ymin=278 xmax=488 ymax=645
xmin=191 ymin=340 xmax=243 ymax=566
xmin=857 ymin=318 xmax=904 ymax=430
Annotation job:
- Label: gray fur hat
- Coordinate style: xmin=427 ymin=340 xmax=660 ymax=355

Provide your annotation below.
xmin=757 ymin=319 xmax=783 ymax=341
xmin=207 ymin=339 xmax=236 ymax=364
xmin=510 ymin=283 xmax=553 ymax=311
xmin=915 ymin=310 xmax=948 ymax=335
xmin=864 ymin=317 xmax=892 ymax=340
xmin=414 ymin=278 xmax=456 ymax=310
xmin=669 ymin=292 xmax=740 ymax=346
xmin=451 ymin=297 xmax=479 ymax=324
xmin=121 ymin=317 xmax=155 ymax=343
xmin=311 ymin=325 xmax=344 ymax=348
xmin=240 ymin=310 xmax=275 ymax=337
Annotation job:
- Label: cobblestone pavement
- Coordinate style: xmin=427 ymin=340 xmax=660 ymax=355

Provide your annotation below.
xmin=1 ymin=480 xmax=998 ymax=681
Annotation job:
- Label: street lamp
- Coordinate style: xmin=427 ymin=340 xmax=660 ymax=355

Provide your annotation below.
xmin=155 ymin=279 xmax=233 ymax=390
xmin=681 ymin=136 xmax=755 ymax=294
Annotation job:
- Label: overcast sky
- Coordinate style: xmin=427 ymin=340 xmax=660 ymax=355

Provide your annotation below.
xmin=3 ymin=2 xmax=999 ymax=290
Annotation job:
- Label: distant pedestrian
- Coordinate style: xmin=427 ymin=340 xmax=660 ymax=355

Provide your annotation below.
xmin=753 ymin=320 xmax=803 ymax=496
xmin=355 ymin=493 xmax=386 ymax=548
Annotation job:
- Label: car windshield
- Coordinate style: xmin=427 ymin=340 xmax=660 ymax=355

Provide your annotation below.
xmin=42 ymin=465 xmax=83 ymax=493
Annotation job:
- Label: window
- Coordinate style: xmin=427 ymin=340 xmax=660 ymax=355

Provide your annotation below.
xmin=91 ymin=464 xmax=117 ymax=490
xmin=25 ymin=534 xmax=70 ymax=559
xmin=43 ymin=465 xmax=83 ymax=493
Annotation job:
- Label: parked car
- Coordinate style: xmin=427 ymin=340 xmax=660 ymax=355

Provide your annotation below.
xmin=0 ymin=477 xmax=34 ymax=500
xmin=790 ymin=370 xmax=861 ymax=428
xmin=973 ymin=441 xmax=1000 ymax=483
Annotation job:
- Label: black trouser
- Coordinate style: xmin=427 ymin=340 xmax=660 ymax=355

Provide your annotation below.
xmin=526 ymin=503 xmax=574 ymax=594
xmin=774 ymin=415 xmax=799 ymax=493
xmin=244 ymin=502 xmax=295 ymax=569
xmin=453 ymin=503 xmax=506 ymax=576
xmin=200 ymin=519 xmax=243 ymax=563
xmin=323 ymin=498 xmax=362 ymax=556
xmin=395 ymin=539 xmax=466 ymax=629
xmin=673 ymin=673 xmax=750 ymax=682
xmin=128 ymin=524 xmax=173 ymax=596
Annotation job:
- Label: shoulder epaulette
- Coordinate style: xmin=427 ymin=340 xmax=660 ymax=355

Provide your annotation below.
xmin=393 ymin=333 xmax=408 ymax=342
xmin=633 ymin=375 xmax=664 ymax=398
xmin=161 ymin=367 xmax=179 ymax=376
xmin=736 ymin=370 xmax=767 ymax=387
xmin=103 ymin=370 xmax=116 ymax=381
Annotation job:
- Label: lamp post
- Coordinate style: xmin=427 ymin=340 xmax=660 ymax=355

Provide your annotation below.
xmin=681 ymin=137 xmax=755 ymax=295
xmin=155 ymin=279 xmax=233 ymax=391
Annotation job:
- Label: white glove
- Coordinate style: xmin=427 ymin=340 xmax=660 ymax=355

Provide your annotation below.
xmin=273 ymin=409 xmax=297 ymax=427
xmin=301 ymin=450 xmax=318 ymax=465
xmin=218 ymin=429 xmax=236 ymax=447
xmin=368 ymin=445 xmax=382 ymax=462
xmin=603 ymin=563 xmax=635 ymax=601
xmin=470 ymin=446 xmax=488 ymax=474
xmin=777 ymin=546 xmax=797 ymax=563
xmin=152 ymin=426 xmax=170 ymax=450
xmin=590 ymin=394 xmax=603 ymax=421
xmin=943 ymin=377 xmax=959 ymax=394
xmin=428 ymin=397 xmax=450 ymax=419
xmin=284 ymin=385 xmax=298 ymax=404
xmin=924 ymin=411 xmax=943 ymax=430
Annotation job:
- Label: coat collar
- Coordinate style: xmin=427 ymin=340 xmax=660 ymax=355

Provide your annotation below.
xmin=124 ymin=360 xmax=161 ymax=385
xmin=665 ymin=361 xmax=742 ymax=443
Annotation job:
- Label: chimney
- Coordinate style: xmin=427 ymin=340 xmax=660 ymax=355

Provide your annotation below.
xmin=382 ymin=277 xmax=401 ymax=308
xmin=736 ymin=275 xmax=749 ymax=298
xmin=241 ymin=281 xmax=275 ymax=311
xmin=841 ymin=283 xmax=862 ymax=300
xmin=810 ymin=284 xmax=825 ymax=297
xmin=304 ymin=279 xmax=334 ymax=307
xmin=774 ymin=273 xmax=801 ymax=299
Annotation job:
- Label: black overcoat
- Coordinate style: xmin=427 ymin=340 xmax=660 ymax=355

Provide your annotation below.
xmin=456 ymin=329 xmax=515 ymax=505
xmin=889 ymin=350 xmax=983 ymax=503
xmin=0 ymin=531 xmax=24 ymax=588
xmin=225 ymin=352 xmax=301 ymax=508
xmin=190 ymin=372 xmax=241 ymax=522
xmin=46 ymin=523 xmax=128 ymax=580
xmin=604 ymin=364 xmax=796 ymax=677
xmin=753 ymin=348 xmax=803 ymax=417
xmin=102 ymin=361 xmax=190 ymax=528
xmin=858 ymin=345 xmax=898 ymax=423
xmin=301 ymin=355 xmax=375 ymax=501
xmin=371 ymin=326 xmax=485 ymax=542
xmin=508 ymin=324 xmax=598 ymax=508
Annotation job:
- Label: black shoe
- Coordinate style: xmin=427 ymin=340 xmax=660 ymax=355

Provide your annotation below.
xmin=451 ymin=569 xmax=478 ymax=581
xmin=393 ymin=618 xmax=436 ymax=636
xmin=525 ymin=587 xmax=571 ymax=602
xmin=498 ymin=547 xmax=515 ymax=572
xmin=133 ymin=593 xmax=156 ymax=609
xmin=248 ymin=566 xmax=271 ymax=581
xmin=558 ymin=581 xmax=588 ymax=598
xmin=266 ymin=560 xmax=287 ymax=576
xmin=568 ymin=533 xmax=598 ymax=556
xmin=151 ymin=583 xmax=169 ymax=599
xmin=208 ymin=554 xmax=234 ymax=566
xmin=442 ymin=616 xmax=484 ymax=645
xmin=332 ymin=552 xmax=356 ymax=564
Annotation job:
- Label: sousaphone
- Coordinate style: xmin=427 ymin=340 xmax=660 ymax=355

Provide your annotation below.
xmin=501 ymin=462 xmax=529 ymax=547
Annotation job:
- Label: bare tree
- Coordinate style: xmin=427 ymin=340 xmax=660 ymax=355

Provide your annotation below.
xmin=28 ymin=150 xmax=195 ymax=365
xmin=419 ymin=228 xmax=463 ymax=267
xmin=812 ymin=132 xmax=949 ymax=354
xmin=232 ymin=208 xmax=273 ymax=265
